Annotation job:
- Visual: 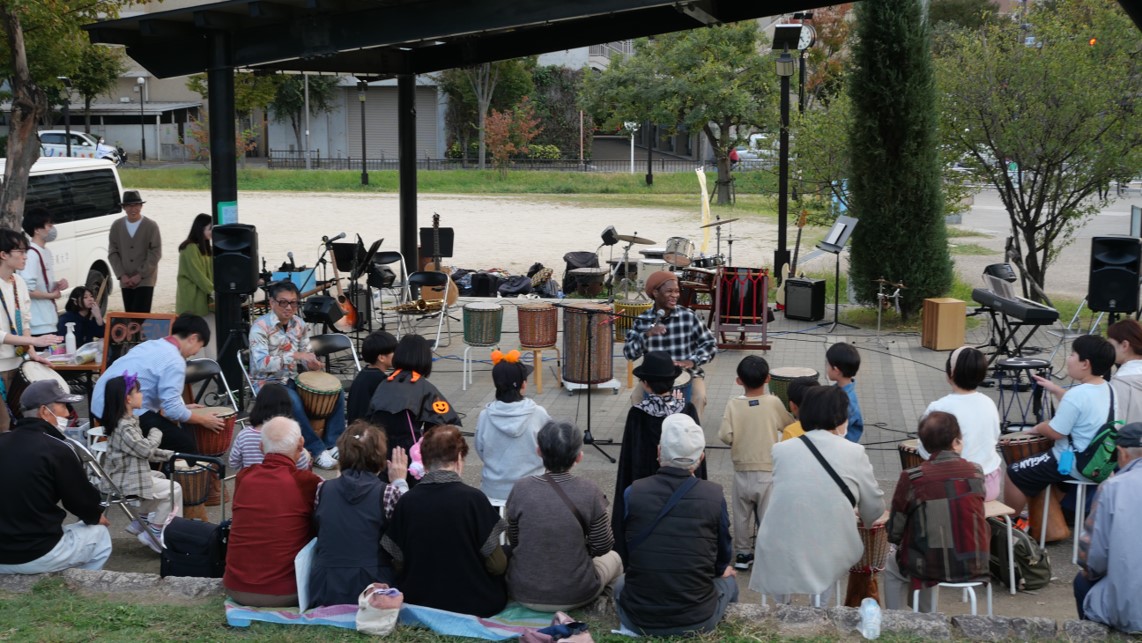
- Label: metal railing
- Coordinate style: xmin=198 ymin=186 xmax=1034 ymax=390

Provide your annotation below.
xmin=267 ymin=151 xmax=720 ymax=173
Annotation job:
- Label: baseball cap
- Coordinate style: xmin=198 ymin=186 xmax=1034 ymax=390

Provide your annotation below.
xmin=1117 ymin=422 xmax=1142 ymax=448
xmin=492 ymin=359 xmax=533 ymax=392
xmin=660 ymin=413 xmax=705 ymax=468
xmin=20 ymin=380 xmax=83 ymax=412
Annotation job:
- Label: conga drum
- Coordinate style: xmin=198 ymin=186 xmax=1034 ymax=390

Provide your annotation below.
xmin=463 ymin=302 xmax=503 ymax=347
xmin=1000 ymin=432 xmax=1069 ymax=542
xmin=767 ymin=366 xmax=819 ymax=408
xmin=845 ymin=523 xmax=890 ymax=607
xmin=296 ymin=371 xmax=342 ymax=438
xmin=190 ymin=407 xmax=237 ymax=456
xmin=898 ymin=439 xmax=924 ymax=470
xmin=563 ymin=302 xmax=613 ymax=384
xmin=613 ymin=300 xmax=652 ymax=342
xmin=518 ymin=303 xmax=558 ymax=349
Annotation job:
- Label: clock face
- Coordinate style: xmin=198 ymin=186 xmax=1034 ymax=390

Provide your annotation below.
xmin=798 ymin=25 xmax=817 ymax=50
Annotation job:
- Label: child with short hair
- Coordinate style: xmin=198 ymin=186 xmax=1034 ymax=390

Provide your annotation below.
xmin=826 ymin=342 xmax=863 ymax=442
xmin=229 ymin=382 xmax=312 ymax=471
xmin=718 ymin=355 xmax=793 ymax=570
xmin=347 ymin=330 xmax=398 ymax=422
xmin=780 ymin=376 xmax=821 ymax=441
xmin=100 ymin=373 xmax=183 ymax=554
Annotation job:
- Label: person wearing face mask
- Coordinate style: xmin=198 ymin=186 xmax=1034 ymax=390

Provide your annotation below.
xmin=19 ymin=209 xmax=68 ymax=338
xmin=0 ymin=380 xmax=112 ymax=574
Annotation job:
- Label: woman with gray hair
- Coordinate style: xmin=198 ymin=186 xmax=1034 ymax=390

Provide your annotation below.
xmin=504 ymin=420 xmax=622 ymax=611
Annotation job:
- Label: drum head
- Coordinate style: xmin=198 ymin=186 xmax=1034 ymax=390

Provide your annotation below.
xmin=20 ymin=361 xmax=68 ymax=388
xmin=771 ymin=366 xmax=818 ymax=379
xmin=465 ymin=302 xmax=503 ymax=312
xmin=674 ymin=370 xmax=692 ymax=388
xmin=192 ymin=406 xmax=236 ymax=419
xmin=900 ymin=438 xmax=920 ymax=452
xmin=297 ymin=370 xmax=341 ymax=392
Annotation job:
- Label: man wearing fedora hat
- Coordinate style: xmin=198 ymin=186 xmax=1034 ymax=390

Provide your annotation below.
xmin=108 ymin=190 xmax=162 ymax=313
xmin=623 ymin=270 xmax=717 ymax=420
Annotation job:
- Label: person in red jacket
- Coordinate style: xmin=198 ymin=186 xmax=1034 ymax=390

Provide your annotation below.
xmin=223 ymin=417 xmax=322 ymax=607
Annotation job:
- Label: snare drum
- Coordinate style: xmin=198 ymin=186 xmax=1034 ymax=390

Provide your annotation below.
xmin=767 ymin=366 xmax=819 ymax=408
xmin=851 ymin=524 xmax=890 ymax=573
xmin=898 ymin=439 xmax=924 ymax=470
xmin=190 ymin=407 xmax=237 ymax=456
xmin=518 ymin=303 xmax=558 ymax=348
xmin=563 ymin=302 xmax=613 ymax=385
xmin=296 ymin=371 xmax=341 ymax=419
xmin=663 ymin=237 xmax=695 ymax=267
xmin=680 ymin=267 xmax=717 ymax=289
xmin=463 ymin=302 xmax=503 ymax=347
xmin=9 ymin=361 xmax=71 ymax=412
xmin=638 ymin=259 xmax=668 ymax=285
xmin=998 ymin=431 xmax=1052 ymax=465
xmin=613 ymin=301 xmax=652 ymax=341
xmin=692 ymin=254 xmax=725 ymax=269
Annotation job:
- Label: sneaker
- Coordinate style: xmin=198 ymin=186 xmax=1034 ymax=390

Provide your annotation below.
xmin=315 ymin=450 xmax=337 ymax=470
xmin=125 ymin=519 xmax=145 ymax=536
xmin=734 ymin=553 xmax=754 ymax=570
xmin=328 ymin=446 xmax=339 ymax=460
xmin=137 ymin=527 xmax=163 ymax=554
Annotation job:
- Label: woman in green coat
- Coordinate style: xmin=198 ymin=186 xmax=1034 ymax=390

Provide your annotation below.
xmin=176 ymin=213 xmax=214 ymax=356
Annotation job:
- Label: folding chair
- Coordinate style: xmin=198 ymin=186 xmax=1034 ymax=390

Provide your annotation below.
xmin=185 ymin=358 xmax=240 ymax=411
xmin=310 ymin=333 xmax=362 ymax=374
xmin=396 ymin=271 xmax=453 ymax=350
xmin=237 ymin=348 xmax=260 ymax=399
xmin=369 ymin=250 xmax=410 ymax=329
xmin=65 ymin=436 xmax=139 ymax=523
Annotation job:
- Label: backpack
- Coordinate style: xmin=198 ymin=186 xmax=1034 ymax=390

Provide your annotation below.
xmin=1071 ymin=385 xmax=1121 ymax=483
xmin=987 ymin=517 xmax=1051 ymax=591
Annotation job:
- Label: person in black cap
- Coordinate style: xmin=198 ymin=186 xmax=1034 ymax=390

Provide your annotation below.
xmin=475 ymin=350 xmax=549 ymax=501
xmin=612 ymin=350 xmax=705 ymax=563
xmin=108 ymin=190 xmax=162 ymax=312
xmin=1074 ymin=422 xmax=1142 ymax=631
xmin=0 ymin=381 xmax=111 ymax=574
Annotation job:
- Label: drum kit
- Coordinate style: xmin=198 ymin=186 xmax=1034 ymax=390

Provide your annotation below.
xmin=606 ymin=221 xmax=733 ymax=302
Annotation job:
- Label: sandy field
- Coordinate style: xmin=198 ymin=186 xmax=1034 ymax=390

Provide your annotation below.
xmin=136 ymin=190 xmax=782 ymax=313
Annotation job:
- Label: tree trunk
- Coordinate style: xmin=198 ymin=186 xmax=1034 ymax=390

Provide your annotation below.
xmin=84 ymin=96 xmax=93 ymax=133
xmin=716 ymin=157 xmax=732 ymax=205
xmin=291 ymin=114 xmax=302 ymax=154
xmin=0 ymin=7 xmax=46 ymax=230
xmin=477 ymin=106 xmax=487 ymax=170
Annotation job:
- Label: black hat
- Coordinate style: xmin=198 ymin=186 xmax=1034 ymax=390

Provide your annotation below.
xmin=632 ymin=350 xmax=682 ymax=381
xmin=122 ymin=190 xmax=145 ymax=205
xmin=492 ymin=356 xmax=534 ymax=392
xmin=1118 ymin=422 xmax=1142 ymax=448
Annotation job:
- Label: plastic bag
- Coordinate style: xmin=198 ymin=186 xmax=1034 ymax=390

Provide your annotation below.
xmin=356 ymin=583 xmax=403 ymax=636
xmin=73 ymin=340 xmax=103 ymax=365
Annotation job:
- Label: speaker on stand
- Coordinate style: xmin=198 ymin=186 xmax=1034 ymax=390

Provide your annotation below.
xmin=212 ymin=224 xmax=259 ymax=408
xmin=1087 ymin=236 xmax=1142 ymax=320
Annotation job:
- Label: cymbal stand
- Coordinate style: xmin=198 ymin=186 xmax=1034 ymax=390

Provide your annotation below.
xmin=714 ymin=219 xmax=724 ymax=258
xmin=874 ymin=280 xmax=905 ymax=347
xmin=608 ymin=240 xmax=642 ymax=300
xmin=726 ymin=228 xmax=735 ymax=266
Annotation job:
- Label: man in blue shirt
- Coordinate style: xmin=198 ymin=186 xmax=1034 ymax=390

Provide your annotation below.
xmin=92 ymin=313 xmax=223 ymax=452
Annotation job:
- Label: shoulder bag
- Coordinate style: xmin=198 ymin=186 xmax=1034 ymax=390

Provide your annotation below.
xmin=798 ymin=434 xmax=857 ymax=507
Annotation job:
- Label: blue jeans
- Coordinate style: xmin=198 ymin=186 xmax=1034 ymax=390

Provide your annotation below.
xmin=1074 ymin=572 xmax=1094 ymax=620
xmin=0 ymin=523 xmax=111 ymax=574
xmin=286 ymin=380 xmax=346 ymax=456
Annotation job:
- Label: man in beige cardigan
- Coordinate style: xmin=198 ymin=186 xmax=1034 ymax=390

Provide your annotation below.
xmin=108 ymin=191 xmax=162 ymax=312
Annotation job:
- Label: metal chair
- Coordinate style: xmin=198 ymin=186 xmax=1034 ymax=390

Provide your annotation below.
xmin=185 ymin=358 xmax=240 ymax=411
xmin=369 ymin=250 xmax=410 ymax=329
xmin=65 ymin=436 xmax=138 ymax=522
xmin=237 ymin=348 xmax=260 ymax=398
xmin=309 ymin=333 xmax=362 ymax=392
xmin=397 ymin=271 xmax=453 ymax=350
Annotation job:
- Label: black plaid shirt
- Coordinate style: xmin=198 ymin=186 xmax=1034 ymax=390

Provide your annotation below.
xmin=623 ymin=305 xmax=717 ymax=376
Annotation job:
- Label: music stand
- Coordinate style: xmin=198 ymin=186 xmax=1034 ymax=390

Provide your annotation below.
xmin=817 ymin=215 xmax=858 ymax=333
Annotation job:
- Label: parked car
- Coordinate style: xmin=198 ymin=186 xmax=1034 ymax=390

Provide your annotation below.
xmin=39 ymin=130 xmax=123 ymax=166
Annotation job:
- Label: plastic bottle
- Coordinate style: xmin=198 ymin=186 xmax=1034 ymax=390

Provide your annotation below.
xmin=65 ymin=322 xmax=77 ymax=355
xmin=859 ymin=597 xmax=882 ymax=640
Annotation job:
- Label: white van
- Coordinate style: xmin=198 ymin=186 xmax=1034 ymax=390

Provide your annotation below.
xmin=0 ymin=157 xmax=122 ymax=307
xmin=39 ymin=130 xmax=123 ymax=166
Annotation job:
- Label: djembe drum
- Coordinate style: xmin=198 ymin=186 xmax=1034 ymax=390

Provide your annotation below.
xmin=563 ymin=302 xmax=613 ymax=385
xmin=898 ymin=439 xmax=924 ymax=470
xmin=463 ymin=302 xmax=504 ymax=347
xmin=518 ymin=303 xmax=558 ymax=349
xmin=999 ymin=431 xmax=1069 ymax=542
xmin=190 ymin=407 xmax=237 ymax=456
xmin=171 ymin=459 xmax=213 ymax=521
xmin=845 ymin=523 xmax=890 ymax=607
xmin=768 ymin=366 xmax=819 ymax=408
xmin=297 ymin=371 xmax=341 ymax=438
xmin=613 ymin=300 xmax=652 ymax=342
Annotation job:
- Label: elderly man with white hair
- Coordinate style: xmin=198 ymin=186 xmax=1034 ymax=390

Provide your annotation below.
xmin=614 ymin=413 xmax=737 ymax=637
xmin=223 ymin=417 xmax=322 ymax=607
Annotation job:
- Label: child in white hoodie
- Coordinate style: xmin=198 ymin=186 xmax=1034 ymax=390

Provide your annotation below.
xmin=475 ymin=350 xmax=550 ymax=502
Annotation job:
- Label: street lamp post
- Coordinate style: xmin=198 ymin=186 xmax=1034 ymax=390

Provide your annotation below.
xmin=645 ymin=121 xmax=653 ymax=186
xmin=358 ymin=79 xmax=369 ymax=185
xmin=137 ymin=77 xmax=146 ymax=164
xmin=774 ymin=51 xmax=795 ymax=281
xmin=58 ymin=77 xmax=72 ymax=157
xmin=623 ymin=121 xmax=640 ymax=174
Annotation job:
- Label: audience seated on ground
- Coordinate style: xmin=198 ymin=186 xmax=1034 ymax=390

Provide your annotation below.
xmin=750 ymin=386 xmax=885 ymax=604
xmin=309 ymin=420 xmax=408 ymax=607
xmin=505 ymin=420 xmax=622 ymax=612
xmin=476 ymin=350 xmax=549 ymax=502
xmin=0 ymin=381 xmax=111 ymax=574
xmin=1074 ymin=422 xmax=1142 ymax=633
xmin=883 ymin=411 xmax=989 ymax=612
xmin=615 ymin=414 xmax=738 ymax=636
xmin=382 ymin=425 xmax=508 ymax=617
xmin=229 ymin=383 xmax=312 ymax=473
xmin=223 ymin=417 xmax=322 ymax=608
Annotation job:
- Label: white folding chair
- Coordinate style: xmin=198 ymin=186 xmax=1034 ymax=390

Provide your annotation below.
xmin=914 ymin=580 xmax=993 ymax=616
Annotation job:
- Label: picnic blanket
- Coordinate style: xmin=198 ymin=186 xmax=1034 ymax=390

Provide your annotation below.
xmin=224 ymin=599 xmax=553 ymax=640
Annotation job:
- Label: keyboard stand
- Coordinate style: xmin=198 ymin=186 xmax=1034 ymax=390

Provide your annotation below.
xmin=981 ymin=308 xmax=1048 ymax=366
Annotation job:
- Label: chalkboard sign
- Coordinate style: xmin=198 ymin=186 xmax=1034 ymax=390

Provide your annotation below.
xmin=102 ymin=313 xmax=176 ymax=372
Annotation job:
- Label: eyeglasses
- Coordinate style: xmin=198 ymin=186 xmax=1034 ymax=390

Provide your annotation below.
xmin=273 ymin=299 xmax=300 ymax=309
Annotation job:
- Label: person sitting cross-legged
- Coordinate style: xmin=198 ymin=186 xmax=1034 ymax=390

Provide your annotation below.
xmin=505 ymin=420 xmax=622 ymax=612
xmin=883 ymin=411 xmax=989 ymax=612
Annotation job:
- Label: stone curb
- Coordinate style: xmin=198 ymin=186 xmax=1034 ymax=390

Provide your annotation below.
xmin=724 ymin=604 xmax=1124 ymax=641
xmin=0 ymin=569 xmax=223 ymax=600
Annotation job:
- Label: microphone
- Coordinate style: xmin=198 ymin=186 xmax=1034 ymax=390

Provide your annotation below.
xmin=656 ymin=308 xmax=666 ymax=320
xmin=322 ymin=232 xmax=347 ymax=244
xmin=287 ymin=251 xmax=296 ymax=271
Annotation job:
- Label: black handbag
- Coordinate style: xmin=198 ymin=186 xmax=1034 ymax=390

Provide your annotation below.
xmin=498 ymin=275 xmax=533 ymax=296
xmin=160 ymin=517 xmax=231 ymax=578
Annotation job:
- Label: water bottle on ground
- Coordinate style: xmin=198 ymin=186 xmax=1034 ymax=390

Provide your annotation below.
xmin=858 ymin=597 xmax=881 ymax=640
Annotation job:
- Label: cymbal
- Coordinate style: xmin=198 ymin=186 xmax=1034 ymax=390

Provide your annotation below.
xmin=872 ymin=277 xmax=893 ymax=285
xmin=700 ymin=218 xmax=740 ymax=229
xmin=617 ymin=234 xmax=656 ymax=245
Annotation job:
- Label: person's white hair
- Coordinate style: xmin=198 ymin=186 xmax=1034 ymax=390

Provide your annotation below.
xmin=261 ymin=417 xmax=301 ymax=455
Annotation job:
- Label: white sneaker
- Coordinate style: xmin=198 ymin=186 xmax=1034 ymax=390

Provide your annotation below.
xmin=315 ymin=450 xmax=337 ymax=470
xmin=329 ymin=446 xmax=339 ymax=460
xmin=125 ymin=519 xmax=145 ymax=536
xmin=137 ymin=528 xmax=163 ymax=554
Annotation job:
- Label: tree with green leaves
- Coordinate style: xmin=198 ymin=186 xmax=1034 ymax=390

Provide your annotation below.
xmin=936 ymin=0 xmax=1142 ymax=303
xmin=484 ymin=96 xmax=542 ymax=178
xmin=186 ymin=72 xmax=278 ymax=118
xmin=268 ymin=74 xmax=341 ymax=153
xmin=439 ymin=59 xmax=534 ymax=168
xmin=530 ymin=65 xmax=590 ymax=160
xmin=72 ymin=45 xmax=125 ymax=134
xmin=929 ymin=0 xmax=1000 ymax=30
xmin=848 ymin=0 xmax=952 ymax=319
xmin=582 ymin=22 xmax=776 ymax=205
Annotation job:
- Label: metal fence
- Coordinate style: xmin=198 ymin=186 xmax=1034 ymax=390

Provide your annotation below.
xmin=266 ymin=151 xmax=725 ymax=173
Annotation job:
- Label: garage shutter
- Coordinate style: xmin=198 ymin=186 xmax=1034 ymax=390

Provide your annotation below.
xmin=345 ymin=86 xmax=438 ymax=160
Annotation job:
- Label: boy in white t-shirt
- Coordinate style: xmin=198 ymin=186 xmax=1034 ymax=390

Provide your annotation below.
xmin=1005 ymin=335 xmax=1117 ymax=514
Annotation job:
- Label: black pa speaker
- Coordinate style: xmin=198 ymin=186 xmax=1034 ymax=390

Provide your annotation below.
xmin=1088 ymin=237 xmax=1142 ymax=313
xmin=302 ymin=295 xmax=344 ymax=327
xmin=784 ymin=278 xmax=826 ymax=321
xmin=213 ymin=224 xmax=259 ymax=294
